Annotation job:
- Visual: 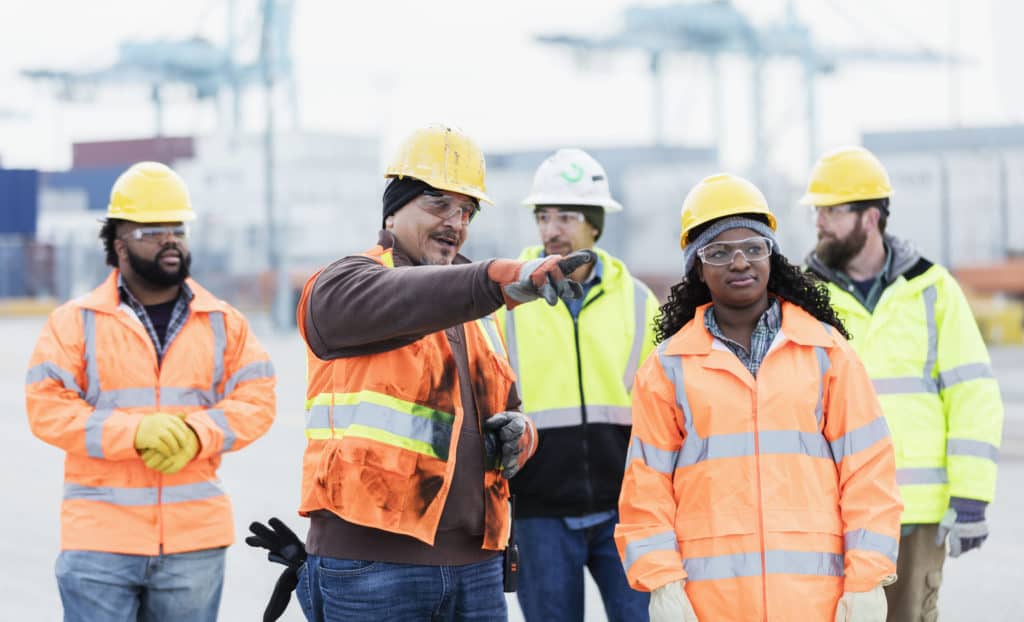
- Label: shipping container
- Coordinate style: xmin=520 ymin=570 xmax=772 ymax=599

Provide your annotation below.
xmin=72 ymin=136 xmax=194 ymax=168
xmin=0 ymin=168 xmax=40 ymax=235
xmin=41 ymin=166 xmax=125 ymax=212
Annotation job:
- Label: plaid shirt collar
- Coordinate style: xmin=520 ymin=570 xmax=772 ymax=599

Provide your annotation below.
xmin=705 ymin=297 xmax=782 ymax=378
xmin=117 ymin=273 xmax=194 ymax=361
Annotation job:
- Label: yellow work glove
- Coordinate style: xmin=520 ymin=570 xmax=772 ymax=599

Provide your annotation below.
xmin=649 ymin=580 xmax=699 ymax=622
xmin=134 ymin=412 xmax=192 ymax=456
xmin=834 ymin=585 xmax=887 ymax=622
xmin=140 ymin=422 xmax=199 ymax=474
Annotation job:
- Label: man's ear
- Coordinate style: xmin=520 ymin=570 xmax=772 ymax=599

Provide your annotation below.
xmin=114 ymin=238 xmax=128 ymax=261
xmin=385 ymin=216 xmax=395 ymax=230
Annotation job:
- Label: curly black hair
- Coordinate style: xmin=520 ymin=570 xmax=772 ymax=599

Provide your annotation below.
xmin=99 ymin=218 xmax=126 ymax=268
xmin=654 ymin=215 xmax=850 ymax=343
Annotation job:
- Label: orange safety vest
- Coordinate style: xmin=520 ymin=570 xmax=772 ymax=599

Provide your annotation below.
xmin=25 ymin=271 xmax=276 ymax=555
xmin=616 ymin=301 xmax=901 ymax=622
xmin=296 ymin=245 xmax=516 ymax=549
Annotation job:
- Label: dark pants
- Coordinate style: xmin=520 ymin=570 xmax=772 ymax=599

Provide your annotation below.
xmin=297 ymin=554 xmax=507 ymax=622
xmin=515 ymin=514 xmax=649 ymax=622
xmin=885 ymin=524 xmax=945 ymax=622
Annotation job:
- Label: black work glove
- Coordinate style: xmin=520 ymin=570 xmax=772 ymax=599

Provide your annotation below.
xmin=483 ymin=412 xmax=537 ymax=479
xmin=246 ymin=517 xmax=307 ymax=622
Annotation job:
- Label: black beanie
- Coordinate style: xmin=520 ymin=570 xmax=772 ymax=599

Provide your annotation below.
xmin=535 ymin=205 xmax=605 ymax=241
xmin=382 ymin=177 xmax=433 ymax=227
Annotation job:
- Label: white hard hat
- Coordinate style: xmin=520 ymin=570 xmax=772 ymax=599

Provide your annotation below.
xmin=521 ymin=148 xmax=623 ymax=212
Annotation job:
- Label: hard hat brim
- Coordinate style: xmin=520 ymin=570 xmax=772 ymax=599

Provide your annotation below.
xmin=520 ymin=194 xmax=623 ymax=213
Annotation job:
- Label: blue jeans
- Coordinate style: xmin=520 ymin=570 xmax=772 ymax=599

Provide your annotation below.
xmin=297 ymin=554 xmax=506 ymax=622
xmin=515 ymin=514 xmax=649 ymax=622
xmin=55 ymin=548 xmax=226 ymax=622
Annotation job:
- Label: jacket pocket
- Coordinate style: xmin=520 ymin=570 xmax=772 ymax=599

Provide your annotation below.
xmin=316 ymin=438 xmax=418 ymax=515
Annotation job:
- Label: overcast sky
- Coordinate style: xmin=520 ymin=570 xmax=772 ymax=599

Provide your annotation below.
xmin=2 ymin=0 xmax=1023 ymax=178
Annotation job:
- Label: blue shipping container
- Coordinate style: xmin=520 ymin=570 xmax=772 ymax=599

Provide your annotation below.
xmin=0 ymin=169 xmax=40 ymax=235
xmin=41 ymin=166 xmax=125 ymax=212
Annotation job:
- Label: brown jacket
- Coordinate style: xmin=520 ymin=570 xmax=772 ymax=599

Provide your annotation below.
xmin=303 ymin=230 xmax=518 ymax=565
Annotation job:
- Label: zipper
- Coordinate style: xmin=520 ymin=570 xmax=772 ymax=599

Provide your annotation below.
xmin=573 ymin=289 xmax=603 ymax=513
xmin=752 ymin=382 xmax=769 ymax=620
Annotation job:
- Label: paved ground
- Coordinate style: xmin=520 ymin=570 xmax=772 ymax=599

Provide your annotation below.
xmin=2 ymin=315 xmax=1021 ymax=621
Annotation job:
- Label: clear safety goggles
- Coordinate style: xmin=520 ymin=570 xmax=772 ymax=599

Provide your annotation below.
xmin=534 ymin=211 xmax=586 ymax=228
xmin=697 ymin=236 xmax=773 ymax=266
xmin=122 ymin=225 xmax=189 ymax=244
xmin=418 ymin=189 xmax=480 ymax=223
xmin=812 ymin=204 xmax=861 ymax=221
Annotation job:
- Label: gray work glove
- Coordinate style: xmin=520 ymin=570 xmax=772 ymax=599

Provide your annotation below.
xmin=486 ymin=250 xmax=596 ymax=309
xmin=936 ymin=497 xmax=989 ymax=558
xmin=483 ymin=411 xmax=537 ymax=479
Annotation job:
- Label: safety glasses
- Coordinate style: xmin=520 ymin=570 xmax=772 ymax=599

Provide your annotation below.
xmin=697 ymin=236 xmax=773 ymax=266
xmin=534 ymin=211 xmax=586 ymax=228
xmin=122 ymin=225 xmax=189 ymax=244
xmin=418 ymin=189 xmax=480 ymax=223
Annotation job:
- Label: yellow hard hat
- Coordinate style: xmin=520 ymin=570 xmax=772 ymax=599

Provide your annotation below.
xmin=384 ymin=124 xmax=493 ymax=205
xmin=800 ymin=146 xmax=892 ymax=207
xmin=679 ymin=173 xmax=777 ymax=249
xmin=106 ymin=162 xmax=196 ymax=223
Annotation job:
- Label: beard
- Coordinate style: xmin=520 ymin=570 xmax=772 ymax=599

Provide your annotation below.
xmin=127 ymin=245 xmax=191 ymax=287
xmin=816 ymin=219 xmax=867 ymax=270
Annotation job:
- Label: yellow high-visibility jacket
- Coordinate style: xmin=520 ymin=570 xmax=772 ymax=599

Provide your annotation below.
xmin=495 ymin=246 xmax=659 ymax=516
xmin=808 ymin=242 xmax=1003 ymax=524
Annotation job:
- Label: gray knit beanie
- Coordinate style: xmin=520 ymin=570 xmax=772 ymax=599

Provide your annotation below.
xmin=682 ymin=216 xmax=779 ymax=276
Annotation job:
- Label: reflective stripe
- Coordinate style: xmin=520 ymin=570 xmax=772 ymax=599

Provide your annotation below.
xmin=685 ymin=551 xmax=761 ymax=581
xmin=896 ymin=467 xmax=948 ymax=485
xmin=830 ymin=417 xmax=891 ymax=464
xmin=586 ymin=405 xmax=632 ymax=426
xmin=872 ymin=377 xmax=938 ymax=395
xmin=85 ymin=409 xmax=114 ymax=458
xmin=525 ymin=407 xmax=582 ymax=429
xmin=624 ymin=530 xmax=679 ymax=574
xmin=207 ymin=408 xmax=236 ymax=452
xmin=96 ymin=387 xmax=156 ymax=409
xmin=477 ymin=316 xmax=507 ymax=360
xmin=64 ymin=480 xmax=226 ymax=506
xmin=938 ymin=363 xmax=994 ymax=391
xmin=758 ymin=430 xmax=833 ymax=459
xmin=305 ymin=393 xmax=454 ymax=460
xmin=684 ymin=551 xmax=843 ymax=582
xmin=26 ymin=361 xmax=84 ymax=397
xmin=626 ymin=436 xmax=679 ymax=474
xmin=222 ymin=360 xmax=275 ymax=397
xmin=622 ymin=279 xmax=648 ymax=392
xmin=657 ymin=341 xmax=697 ymax=448
xmin=923 ymin=285 xmax=938 ymax=381
xmin=526 ymin=405 xmax=630 ymax=429
xmin=844 ymin=529 xmax=898 ymax=563
xmin=160 ymin=386 xmax=215 ymax=407
xmin=813 ymin=346 xmax=830 ymax=426
xmin=209 ymin=312 xmax=226 ymax=400
xmin=947 ymin=438 xmax=999 ymax=463
xmin=82 ymin=309 xmax=101 ymax=405
xmin=766 ymin=551 xmax=844 ymax=577
xmin=504 ymin=311 xmax=521 ymax=379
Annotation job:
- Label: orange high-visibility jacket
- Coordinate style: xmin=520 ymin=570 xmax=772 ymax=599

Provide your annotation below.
xmin=25 ymin=271 xmax=276 ymax=555
xmin=616 ymin=301 xmax=901 ymax=622
xmin=296 ymin=245 xmax=518 ymax=549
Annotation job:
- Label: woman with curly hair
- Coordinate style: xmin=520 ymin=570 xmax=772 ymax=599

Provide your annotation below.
xmin=614 ymin=174 xmax=902 ymax=622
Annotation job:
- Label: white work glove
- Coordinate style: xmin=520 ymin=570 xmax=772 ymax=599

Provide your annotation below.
xmin=483 ymin=412 xmax=537 ymax=478
xmin=834 ymin=585 xmax=887 ymax=622
xmin=649 ymin=580 xmax=699 ymax=622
